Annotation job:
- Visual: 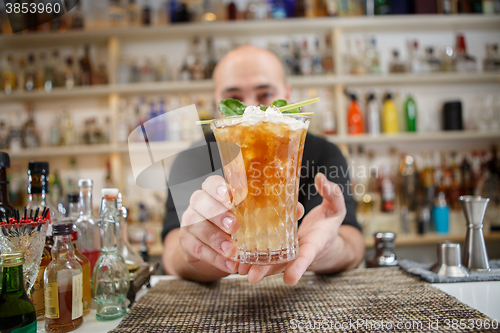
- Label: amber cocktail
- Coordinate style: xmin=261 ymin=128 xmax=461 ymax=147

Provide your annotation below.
xmin=211 ymin=107 xmax=309 ymax=265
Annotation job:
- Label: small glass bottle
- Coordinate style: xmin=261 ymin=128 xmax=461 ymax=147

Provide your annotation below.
xmin=32 ymin=246 xmax=51 ymax=317
xmin=0 ymin=252 xmax=37 ymax=332
xmin=44 ymin=223 xmax=83 ymax=333
xmin=117 ymin=193 xmax=144 ymax=273
xmin=92 ymin=188 xmax=130 ymax=321
xmin=75 ymin=179 xmax=101 ymax=273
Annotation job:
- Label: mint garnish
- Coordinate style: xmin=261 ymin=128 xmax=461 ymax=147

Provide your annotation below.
xmin=217 ymin=98 xmax=301 ymax=117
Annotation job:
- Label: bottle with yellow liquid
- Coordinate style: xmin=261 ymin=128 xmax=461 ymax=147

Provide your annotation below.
xmin=382 ymin=93 xmax=399 ymax=133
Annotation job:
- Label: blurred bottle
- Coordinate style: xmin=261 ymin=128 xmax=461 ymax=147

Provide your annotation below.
xmin=399 ymin=154 xmax=417 ymax=212
xmin=455 ymin=33 xmax=477 ymax=72
xmin=50 ymin=170 xmax=64 ymax=213
xmin=142 ymin=0 xmax=152 ymax=25
xmin=36 ymin=52 xmax=46 ymax=91
xmin=483 ymin=44 xmax=500 ymax=72
xmin=117 ymin=193 xmax=144 ymax=273
xmin=44 ymin=51 xmax=56 ymax=92
xmin=382 ymin=93 xmax=399 ymax=133
xmin=347 ymin=93 xmax=364 ymax=135
xmin=2 ymin=54 xmax=16 ymax=94
xmin=322 ymin=34 xmax=334 ymax=74
xmin=70 ymin=231 xmax=91 ymax=316
xmin=365 ymin=37 xmax=380 ymax=74
xmin=75 ymin=179 xmax=101 ymax=274
xmin=80 ymin=45 xmax=92 ymax=86
xmin=107 ymin=0 xmax=127 ymax=27
xmin=127 ymin=0 xmax=141 ymax=26
xmin=380 ymin=165 xmax=395 ymax=213
xmin=405 ymin=94 xmax=417 ymax=132
xmin=64 ymin=57 xmax=76 ymax=89
xmin=25 ymin=53 xmax=36 ymax=92
xmin=388 ymin=50 xmax=407 ymax=73
xmin=299 ymin=40 xmax=313 ymax=76
xmin=312 ymin=38 xmax=323 ymax=75
xmin=366 ymin=93 xmax=380 ymax=135
xmin=156 ymin=56 xmax=170 ymax=81
xmin=62 ymin=109 xmax=75 ymax=146
xmin=425 ymin=47 xmax=441 ymax=73
xmin=71 ymin=2 xmax=85 ymax=29
xmin=22 ymin=105 xmax=40 ymax=149
xmin=16 ymin=57 xmax=26 ymax=92
xmin=433 ymin=191 xmax=450 ymax=233
xmin=0 ymin=152 xmax=15 ymax=221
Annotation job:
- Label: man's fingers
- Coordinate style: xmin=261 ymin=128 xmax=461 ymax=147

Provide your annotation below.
xmin=238 ymin=263 xmax=251 ymax=276
xmin=202 ymin=175 xmax=232 ymax=208
xmin=183 ymin=215 xmax=238 ymax=259
xmin=283 ymin=242 xmax=317 ymax=286
xmin=247 ymin=264 xmax=286 ymax=284
xmin=314 ymin=173 xmax=346 ymax=218
xmin=189 ymin=190 xmax=239 ymax=234
xmin=297 ymin=202 xmax=305 ymax=220
xmin=179 ymin=229 xmax=238 ymax=274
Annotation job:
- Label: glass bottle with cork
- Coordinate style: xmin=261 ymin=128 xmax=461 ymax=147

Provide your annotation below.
xmin=75 ymin=179 xmax=101 ymax=274
xmin=44 ymin=223 xmax=83 ymax=332
xmin=0 ymin=252 xmax=37 ymax=332
xmin=92 ymin=188 xmax=130 ymax=321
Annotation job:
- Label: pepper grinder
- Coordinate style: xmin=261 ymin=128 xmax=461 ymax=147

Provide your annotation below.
xmin=460 ymin=196 xmax=491 ymax=271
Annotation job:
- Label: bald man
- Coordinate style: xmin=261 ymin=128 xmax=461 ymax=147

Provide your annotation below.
xmin=162 ymin=45 xmax=365 ymax=285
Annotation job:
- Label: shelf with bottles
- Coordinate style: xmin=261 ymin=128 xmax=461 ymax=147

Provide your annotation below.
xmin=2 ymin=14 xmax=499 ymax=48
xmin=326 ymin=130 xmax=500 ymax=144
xmin=2 ymin=72 xmax=499 ymax=103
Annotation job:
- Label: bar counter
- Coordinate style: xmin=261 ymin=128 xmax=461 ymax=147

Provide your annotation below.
xmin=36 ymin=269 xmax=500 ymax=333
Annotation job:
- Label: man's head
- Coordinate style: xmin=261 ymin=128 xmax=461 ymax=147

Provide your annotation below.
xmin=212 ymin=45 xmax=291 ymax=109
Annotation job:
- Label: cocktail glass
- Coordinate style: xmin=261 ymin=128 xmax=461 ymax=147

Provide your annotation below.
xmin=0 ymin=220 xmax=48 ymax=297
xmin=211 ymin=113 xmax=310 ymax=265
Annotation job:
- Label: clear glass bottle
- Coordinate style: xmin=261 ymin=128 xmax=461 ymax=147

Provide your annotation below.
xmin=44 ymin=223 xmax=83 ymax=332
xmin=127 ymin=0 xmax=141 ymax=26
xmin=2 ymin=54 xmax=16 ymax=94
xmin=25 ymin=161 xmax=60 ymax=234
xmin=75 ymin=179 xmax=101 ymax=274
xmin=0 ymin=252 xmax=37 ymax=332
xmin=92 ymin=188 xmax=130 ymax=321
xmin=117 ymin=193 xmax=144 ymax=273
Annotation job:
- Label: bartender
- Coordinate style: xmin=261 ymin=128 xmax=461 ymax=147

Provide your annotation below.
xmin=162 ymin=45 xmax=365 ymax=285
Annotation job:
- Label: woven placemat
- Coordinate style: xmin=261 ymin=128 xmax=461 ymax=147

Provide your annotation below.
xmin=110 ymin=268 xmax=498 ymax=333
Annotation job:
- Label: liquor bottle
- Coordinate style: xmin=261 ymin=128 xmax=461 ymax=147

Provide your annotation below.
xmin=71 ymin=2 xmax=85 ymax=29
xmin=24 ymin=53 xmax=36 ymax=92
xmin=62 ymin=109 xmax=75 ymax=146
xmin=92 ymin=188 xmax=130 ymax=321
xmin=25 ymin=162 xmax=60 ymax=228
xmin=0 ymin=152 xmax=15 ymax=221
xmin=365 ymin=37 xmax=381 ymax=74
xmin=299 ymin=40 xmax=312 ymax=76
xmin=388 ymin=50 xmax=407 ymax=73
xmin=455 ymin=33 xmax=477 ymax=72
xmin=425 ymin=47 xmax=441 ymax=73
xmin=0 ymin=121 xmax=8 ymax=149
xmin=107 ymin=0 xmax=126 ymax=27
xmin=0 ymin=252 xmax=37 ymax=332
xmin=52 ymin=50 xmax=64 ymax=88
xmin=312 ymin=38 xmax=323 ymax=75
xmin=80 ymin=45 xmax=92 ymax=87
xmin=75 ymin=179 xmax=101 ymax=274
xmin=142 ymin=0 xmax=152 ymax=25
xmin=68 ymin=228 xmax=91 ymax=316
xmin=380 ymin=165 xmax=395 ymax=213
xmin=50 ymin=170 xmax=64 ymax=213
xmin=22 ymin=105 xmax=40 ymax=149
xmin=44 ymin=51 xmax=56 ymax=92
xmin=36 ymin=52 xmax=47 ymax=91
xmin=366 ymin=93 xmax=380 ymax=135
xmin=44 ymin=223 xmax=83 ymax=332
xmin=2 ymin=54 xmax=16 ymax=94
xmin=322 ymin=34 xmax=334 ymax=74
xmin=127 ymin=0 xmax=141 ymax=26
xmin=382 ymin=93 xmax=399 ymax=133
xmin=205 ymin=38 xmax=217 ymax=79
xmin=67 ymin=158 xmax=79 ymax=194
xmin=405 ymin=94 xmax=417 ymax=132
xmin=460 ymin=154 xmax=474 ymax=196
xmin=399 ymin=153 xmax=417 ymax=212
xmin=140 ymin=58 xmax=155 ymax=82
xmin=483 ymin=44 xmax=500 ymax=72
xmin=16 ymin=57 xmax=26 ymax=92
xmin=64 ymin=57 xmax=75 ymax=89
xmin=227 ymin=1 xmax=237 ymax=19
xmin=347 ymin=93 xmax=364 ymax=135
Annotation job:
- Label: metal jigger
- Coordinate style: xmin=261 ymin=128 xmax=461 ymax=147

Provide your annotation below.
xmin=460 ymin=196 xmax=491 ymax=271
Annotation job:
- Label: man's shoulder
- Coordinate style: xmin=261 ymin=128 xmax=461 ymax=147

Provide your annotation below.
xmin=304 ymin=132 xmax=343 ymax=159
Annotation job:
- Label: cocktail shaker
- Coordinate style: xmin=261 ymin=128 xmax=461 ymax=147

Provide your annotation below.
xmin=460 ymin=196 xmax=491 ymax=271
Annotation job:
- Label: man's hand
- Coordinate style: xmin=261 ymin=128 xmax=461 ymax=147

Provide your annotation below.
xmin=178 ymin=175 xmax=240 ymax=277
xmin=238 ymin=173 xmax=354 ymax=286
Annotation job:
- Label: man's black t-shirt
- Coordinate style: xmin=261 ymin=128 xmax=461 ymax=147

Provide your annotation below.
xmin=162 ymin=132 xmax=359 ymax=241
